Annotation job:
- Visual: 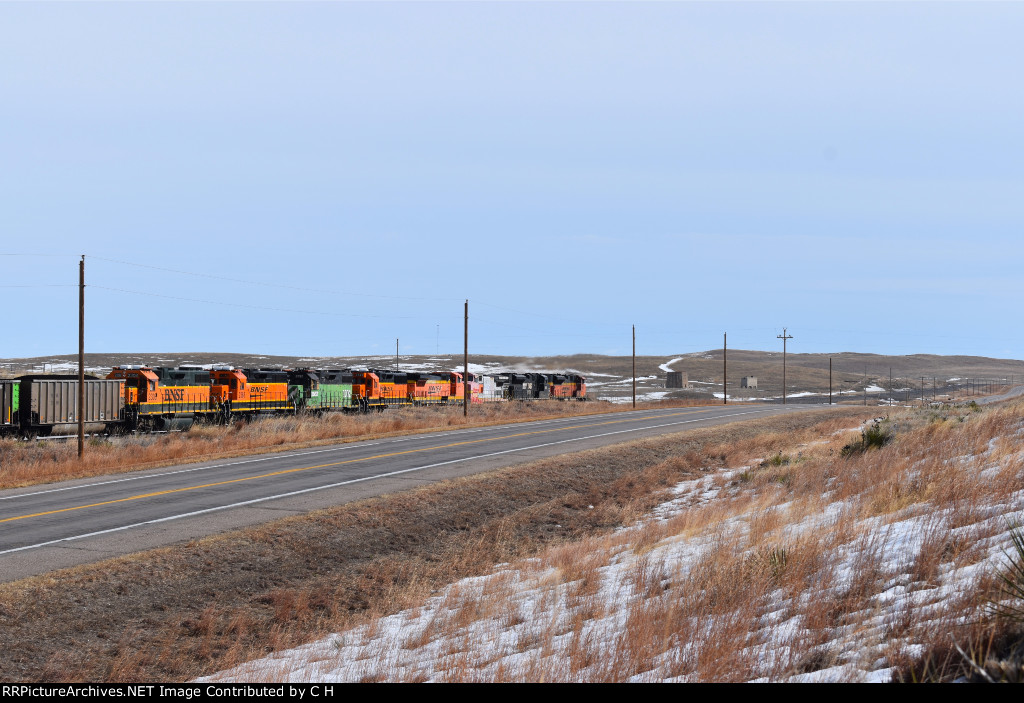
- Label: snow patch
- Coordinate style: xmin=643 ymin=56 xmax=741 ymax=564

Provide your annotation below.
xmin=659 ymin=357 xmax=683 ymax=373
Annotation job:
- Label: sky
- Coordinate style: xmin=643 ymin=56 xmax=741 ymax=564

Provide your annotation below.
xmin=2 ymin=2 xmax=1023 ymax=360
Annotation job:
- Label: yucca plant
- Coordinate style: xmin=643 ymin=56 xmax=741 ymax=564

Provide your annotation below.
xmin=988 ymin=520 xmax=1024 ymax=623
xmin=841 ymin=421 xmax=892 ymax=457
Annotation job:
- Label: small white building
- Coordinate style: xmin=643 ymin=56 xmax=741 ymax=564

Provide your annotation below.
xmin=741 ymin=376 xmax=758 ymax=389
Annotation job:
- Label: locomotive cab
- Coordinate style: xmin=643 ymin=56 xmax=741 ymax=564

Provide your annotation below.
xmin=207 ymin=366 xmax=247 ymax=405
xmin=108 ymin=366 xmax=160 ymax=404
xmin=287 ymin=369 xmax=320 ymax=409
xmin=210 ymin=367 xmax=248 ymax=402
xmin=350 ymin=370 xmax=381 ymax=404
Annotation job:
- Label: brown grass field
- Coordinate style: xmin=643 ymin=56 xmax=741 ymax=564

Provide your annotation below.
xmin=3 ymin=349 xmax=1021 ymax=402
xmin=0 ymin=407 xmax=873 ymax=682
xmin=203 ymin=399 xmax=1024 ymax=683
xmin=3 ymin=386 xmax=1024 ymax=682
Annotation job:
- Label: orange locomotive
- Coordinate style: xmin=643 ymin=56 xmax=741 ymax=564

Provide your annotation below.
xmin=101 ymin=364 xmax=585 ymax=432
xmin=548 ymin=373 xmax=587 ymax=399
xmin=212 ymin=367 xmax=291 ymax=413
xmin=448 ymin=371 xmax=484 ymax=404
xmin=349 ymin=369 xmax=382 ymax=411
xmin=406 ymin=372 xmax=456 ymax=404
xmin=107 ymin=365 xmax=219 ymax=430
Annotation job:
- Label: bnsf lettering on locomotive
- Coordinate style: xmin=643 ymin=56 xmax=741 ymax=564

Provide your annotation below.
xmin=163 ymin=388 xmax=186 ymax=402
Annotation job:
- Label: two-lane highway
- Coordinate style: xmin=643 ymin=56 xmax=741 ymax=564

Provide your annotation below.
xmin=0 ymin=404 xmax=822 ymax=582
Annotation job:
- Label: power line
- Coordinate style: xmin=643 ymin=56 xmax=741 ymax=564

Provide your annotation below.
xmin=86 ymin=254 xmax=462 ymax=303
xmin=90 ymin=285 xmax=415 ymax=319
xmin=777 ymin=328 xmax=793 ymax=405
xmin=473 ymin=316 xmax=627 ymax=338
xmin=474 ymin=300 xmax=627 ymax=329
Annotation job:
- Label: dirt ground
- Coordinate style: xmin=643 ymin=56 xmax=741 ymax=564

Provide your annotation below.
xmin=0 ymin=407 xmax=873 ymax=682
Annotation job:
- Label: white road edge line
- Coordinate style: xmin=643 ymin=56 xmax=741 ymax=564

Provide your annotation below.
xmin=0 ymin=409 xmax=772 ymax=555
xmin=0 ymin=407 xmax=693 ymax=502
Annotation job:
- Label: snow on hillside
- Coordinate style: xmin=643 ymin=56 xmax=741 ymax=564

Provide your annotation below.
xmin=201 ymin=407 xmax=1024 ymax=683
xmin=659 ymin=358 xmax=683 ymax=373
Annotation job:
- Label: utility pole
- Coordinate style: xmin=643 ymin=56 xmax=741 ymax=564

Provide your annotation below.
xmin=395 ymin=339 xmax=399 ymax=372
xmin=777 ymin=328 xmax=793 ymax=405
xmin=632 ymin=325 xmax=636 ymax=409
xmin=863 ymin=364 xmax=867 ymax=406
xmin=464 ymin=300 xmax=469 ymax=417
xmin=889 ymin=368 xmax=893 ymax=407
xmin=723 ymin=332 xmax=727 ymax=405
xmin=921 ymin=376 xmax=926 ymax=406
xmin=436 ymin=324 xmax=439 ymax=356
xmin=78 ymin=255 xmax=85 ymax=460
xmin=829 ymin=357 xmax=832 ymax=406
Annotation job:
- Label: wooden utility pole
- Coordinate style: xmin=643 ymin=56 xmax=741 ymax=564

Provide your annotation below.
xmin=395 ymin=339 xmax=399 ymax=372
xmin=632 ymin=325 xmax=636 ymax=409
xmin=829 ymin=357 xmax=832 ymax=406
xmin=777 ymin=328 xmax=793 ymax=405
xmin=889 ymin=368 xmax=893 ymax=407
xmin=723 ymin=333 xmax=727 ymax=405
xmin=78 ymin=255 xmax=85 ymax=459
xmin=464 ymin=300 xmax=469 ymax=417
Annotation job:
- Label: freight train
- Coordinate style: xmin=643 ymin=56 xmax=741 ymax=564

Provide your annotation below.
xmin=0 ymin=365 xmax=586 ymax=437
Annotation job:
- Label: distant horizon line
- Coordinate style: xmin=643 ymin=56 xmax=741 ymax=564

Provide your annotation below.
xmin=3 ymin=349 xmax=1023 ymax=363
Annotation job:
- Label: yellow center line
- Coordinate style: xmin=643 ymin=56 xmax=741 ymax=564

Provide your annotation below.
xmin=1 ymin=408 xmax=722 ymax=525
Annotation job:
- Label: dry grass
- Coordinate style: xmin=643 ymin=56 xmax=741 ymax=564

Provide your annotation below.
xmin=199 ymin=399 xmax=1024 ymax=682
xmin=0 ymin=398 xmax=718 ymax=490
xmin=0 ymin=407 xmax=866 ymax=682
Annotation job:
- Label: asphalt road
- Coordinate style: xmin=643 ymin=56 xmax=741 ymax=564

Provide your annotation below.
xmin=977 ymin=384 xmax=1024 ymax=405
xmin=0 ymin=403 xmax=823 ymax=582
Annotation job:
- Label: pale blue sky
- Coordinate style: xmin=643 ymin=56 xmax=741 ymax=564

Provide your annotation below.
xmin=2 ymin=2 xmax=1022 ymax=358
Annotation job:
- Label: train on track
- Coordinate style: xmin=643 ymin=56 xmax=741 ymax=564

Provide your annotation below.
xmin=0 ymin=365 xmax=586 ymax=437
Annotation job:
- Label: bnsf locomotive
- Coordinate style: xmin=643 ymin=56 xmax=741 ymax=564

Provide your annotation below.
xmin=0 ymin=365 xmax=586 ymax=437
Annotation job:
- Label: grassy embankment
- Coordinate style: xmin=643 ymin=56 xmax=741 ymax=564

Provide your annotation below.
xmin=0 ymin=406 xmax=865 ymax=682
xmin=5 ymin=398 xmax=1022 ymax=682
xmin=206 ymin=400 xmax=1024 ymax=682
